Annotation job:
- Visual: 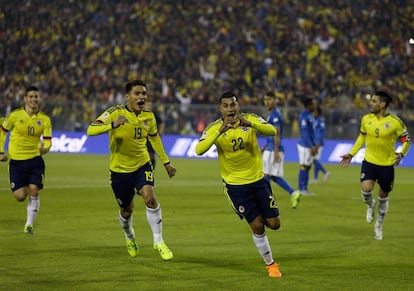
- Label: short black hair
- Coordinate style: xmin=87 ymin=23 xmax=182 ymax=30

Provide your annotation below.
xmin=374 ymin=90 xmax=392 ymax=107
xmin=25 ymin=86 xmax=39 ymax=95
xmin=220 ymin=91 xmax=237 ymax=103
xmin=125 ymin=79 xmax=146 ymax=94
xmin=302 ymin=97 xmax=314 ymax=107
xmin=265 ymin=91 xmax=276 ymax=98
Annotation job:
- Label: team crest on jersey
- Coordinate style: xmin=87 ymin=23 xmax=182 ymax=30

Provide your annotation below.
xmin=241 ymin=126 xmax=248 ymax=132
xmin=101 ymin=112 xmax=110 ymax=121
xmin=384 ymin=122 xmax=390 ymax=129
xmin=144 ymin=120 xmax=148 ymax=126
xmin=238 ymin=205 xmax=245 ymax=213
xmin=36 ymin=120 xmax=42 ymax=126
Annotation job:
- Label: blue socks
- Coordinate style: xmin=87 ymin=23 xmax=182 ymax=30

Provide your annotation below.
xmin=313 ymin=160 xmax=326 ymax=179
xmin=272 ymin=176 xmax=295 ymax=194
xmin=298 ymin=169 xmax=309 ymax=191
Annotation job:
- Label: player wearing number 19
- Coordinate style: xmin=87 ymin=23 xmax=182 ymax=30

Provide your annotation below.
xmin=87 ymin=79 xmax=176 ymax=260
xmin=0 ymin=86 xmax=52 ymax=234
xmin=195 ymin=92 xmax=282 ymax=278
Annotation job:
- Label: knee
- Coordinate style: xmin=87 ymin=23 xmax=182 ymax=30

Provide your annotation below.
xmin=14 ymin=188 xmax=29 ymax=202
xmin=267 ymin=218 xmax=281 ymax=230
xmin=15 ymin=195 xmax=26 ymax=202
xmin=251 ymin=225 xmax=265 ymax=235
xmin=268 ymin=222 xmax=281 ymax=230
xmin=121 ymin=209 xmax=132 ymax=218
xmin=144 ymin=196 xmax=158 ymax=209
xmin=361 ymin=186 xmax=373 ymax=193
xmin=120 ymin=204 xmax=134 ymax=218
xmin=27 ymin=185 xmax=40 ymax=198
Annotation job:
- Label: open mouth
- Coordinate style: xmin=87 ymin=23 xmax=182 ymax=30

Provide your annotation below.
xmin=137 ymin=101 xmax=145 ymax=106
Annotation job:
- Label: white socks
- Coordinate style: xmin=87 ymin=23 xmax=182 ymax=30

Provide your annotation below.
xmin=361 ymin=191 xmax=373 ymax=206
xmin=252 ymin=232 xmax=274 ymax=265
xmin=377 ymin=197 xmax=389 ymax=224
xmin=119 ymin=205 xmax=164 ymax=244
xmin=26 ymin=196 xmax=39 ymax=226
xmin=119 ymin=213 xmax=135 ymax=240
xmin=146 ymin=205 xmax=163 ymax=245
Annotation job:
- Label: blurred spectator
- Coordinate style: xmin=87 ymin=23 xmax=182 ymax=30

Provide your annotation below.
xmin=1 ymin=1 xmax=413 ymax=133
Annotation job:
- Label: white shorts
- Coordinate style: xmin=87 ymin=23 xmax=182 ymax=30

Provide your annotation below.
xmin=262 ymin=150 xmax=285 ymax=177
xmin=314 ymin=146 xmax=323 ymax=160
xmin=297 ymin=144 xmax=315 ymax=166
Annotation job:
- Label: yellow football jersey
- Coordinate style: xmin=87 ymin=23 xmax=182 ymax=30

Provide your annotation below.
xmin=1 ymin=108 xmax=52 ymax=160
xmin=196 ymin=113 xmax=275 ymax=185
xmin=350 ymin=113 xmax=411 ymax=166
xmin=87 ymin=105 xmax=169 ymax=173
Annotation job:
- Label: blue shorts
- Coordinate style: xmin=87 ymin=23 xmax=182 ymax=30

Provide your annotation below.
xmin=110 ymin=162 xmax=154 ymax=208
xmin=9 ymin=156 xmax=45 ymax=191
xmin=361 ymin=160 xmax=394 ymax=192
xmin=224 ymin=178 xmax=279 ymax=223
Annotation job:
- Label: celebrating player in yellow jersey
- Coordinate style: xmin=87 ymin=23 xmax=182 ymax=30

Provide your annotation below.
xmin=0 ymin=86 xmax=52 ymax=234
xmin=340 ymin=91 xmax=411 ymax=240
xmin=195 ymin=92 xmax=282 ymax=278
xmin=87 ymin=79 xmax=176 ymax=260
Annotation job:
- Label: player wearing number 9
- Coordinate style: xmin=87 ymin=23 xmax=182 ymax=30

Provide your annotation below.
xmin=340 ymin=91 xmax=411 ymax=240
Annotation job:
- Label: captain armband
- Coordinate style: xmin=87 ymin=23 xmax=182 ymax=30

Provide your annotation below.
xmin=399 ymin=134 xmax=410 ymax=143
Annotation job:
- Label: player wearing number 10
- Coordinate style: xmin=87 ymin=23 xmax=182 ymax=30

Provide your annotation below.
xmin=0 ymin=86 xmax=52 ymax=234
xmin=87 ymin=79 xmax=176 ymax=260
xmin=195 ymin=92 xmax=282 ymax=278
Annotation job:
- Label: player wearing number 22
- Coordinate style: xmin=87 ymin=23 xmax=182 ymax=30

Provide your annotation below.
xmin=340 ymin=91 xmax=410 ymax=240
xmin=87 ymin=79 xmax=176 ymax=260
xmin=195 ymin=92 xmax=282 ymax=278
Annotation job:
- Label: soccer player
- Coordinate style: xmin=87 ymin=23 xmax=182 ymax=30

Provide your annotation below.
xmin=87 ymin=79 xmax=177 ymax=260
xmin=311 ymin=106 xmax=330 ymax=183
xmin=0 ymin=86 xmax=53 ymax=234
xmin=297 ymin=97 xmax=317 ymax=196
xmin=262 ymin=92 xmax=301 ymax=208
xmin=195 ymin=92 xmax=282 ymax=278
xmin=340 ymin=91 xmax=411 ymax=240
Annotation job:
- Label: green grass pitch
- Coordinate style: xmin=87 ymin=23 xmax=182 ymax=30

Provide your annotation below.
xmin=0 ymin=154 xmax=413 ymax=290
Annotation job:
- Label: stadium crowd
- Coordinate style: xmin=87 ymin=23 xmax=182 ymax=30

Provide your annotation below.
xmin=1 ymin=0 xmax=413 ymax=133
